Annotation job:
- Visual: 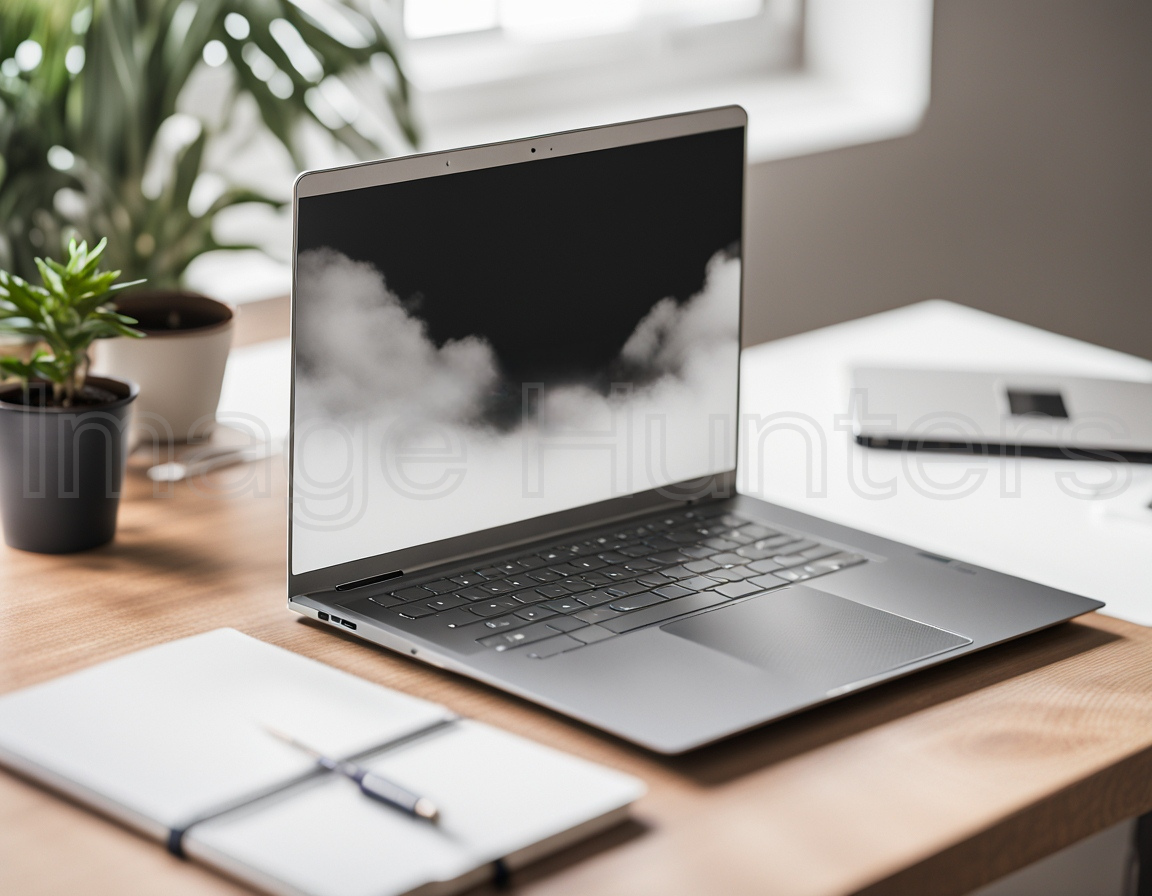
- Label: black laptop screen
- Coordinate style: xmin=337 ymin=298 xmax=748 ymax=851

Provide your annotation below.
xmin=292 ymin=126 xmax=744 ymax=574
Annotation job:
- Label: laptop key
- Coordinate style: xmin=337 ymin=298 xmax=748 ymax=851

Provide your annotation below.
xmin=451 ymin=572 xmax=486 ymax=586
xmin=395 ymin=586 xmax=433 ymax=602
xmin=601 ymin=591 xmax=729 ymax=633
xmin=398 ymin=604 xmax=438 ymax=619
xmin=577 ymin=589 xmax=616 ymax=607
xmin=684 ymin=559 xmax=719 ymax=573
xmin=421 ymin=579 xmax=460 ymax=594
xmin=510 ymin=590 xmax=546 ymax=605
xmin=480 ymin=580 xmax=514 ymax=594
xmin=455 ymin=586 xmax=492 ymax=601
xmin=605 ymin=581 xmax=647 ymax=597
xmin=367 ymin=594 xmax=405 ymax=608
xmin=703 ymin=537 xmax=739 ymax=551
xmin=650 ymin=551 xmax=688 ymax=564
xmin=623 ymin=559 xmax=659 ymax=572
xmin=637 ymin=572 xmax=674 ymax=587
xmin=653 ymin=584 xmax=693 ymax=600
xmin=770 ymin=553 xmax=809 ymax=568
xmin=581 ymin=572 xmax=612 ymax=586
xmin=425 ymin=595 xmax=468 ymax=611
xmin=535 ymin=585 xmax=569 ymax=598
xmin=559 ymin=577 xmax=594 ymax=593
xmin=746 ymin=558 xmax=783 ymax=574
xmin=515 ymin=554 xmax=547 ymax=570
xmin=713 ymin=580 xmax=762 ymax=599
xmin=749 ymin=573 xmax=795 ymax=590
xmin=525 ymin=635 xmax=582 ymax=658
xmin=480 ymin=615 xmax=529 ymax=631
xmin=661 ymin=565 xmax=695 ymax=580
xmin=542 ymin=596 xmax=585 ymax=614
xmin=741 ymin=524 xmax=776 ymax=539
xmin=476 ymin=567 xmax=503 ymax=579
xmin=609 ymin=592 xmax=663 ymax=612
xmin=546 ymin=616 xmax=588 ymax=633
xmin=527 ymin=569 xmax=562 ymax=582
xmin=710 ymin=552 xmax=747 ymax=566
xmin=570 ymin=625 xmax=616 ymax=645
xmin=469 ymin=599 xmax=520 ymax=617
xmin=480 ymin=621 xmax=562 ymax=651
xmin=706 ymin=567 xmax=756 ymax=583
xmin=515 ymin=605 xmax=557 ymax=622
xmin=439 ymin=607 xmax=488 ymax=628
xmin=550 ymin=562 xmax=584 ymax=576
xmin=574 ymin=605 xmax=624 ymax=624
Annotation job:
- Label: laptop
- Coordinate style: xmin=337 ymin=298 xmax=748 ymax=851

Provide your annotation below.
xmin=287 ymin=107 xmax=1101 ymax=754
xmin=852 ymin=366 xmax=1152 ymax=463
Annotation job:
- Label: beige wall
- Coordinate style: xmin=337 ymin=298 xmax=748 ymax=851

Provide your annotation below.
xmin=742 ymin=0 xmax=1152 ymax=360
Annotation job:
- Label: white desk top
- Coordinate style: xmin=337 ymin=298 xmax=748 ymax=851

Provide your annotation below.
xmin=738 ymin=300 xmax=1152 ymax=625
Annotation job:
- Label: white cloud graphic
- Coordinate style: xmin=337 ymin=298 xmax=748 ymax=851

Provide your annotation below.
xmin=294 ymin=248 xmax=501 ymax=426
xmin=292 ymin=248 xmax=740 ymax=574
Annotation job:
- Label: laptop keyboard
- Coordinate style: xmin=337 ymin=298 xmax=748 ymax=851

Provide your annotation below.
xmin=357 ymin=507 xmax=867 ymax=659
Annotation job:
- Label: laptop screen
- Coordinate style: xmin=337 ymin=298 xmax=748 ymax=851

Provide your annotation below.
xmin=292 ymin=126 xmax=744 ymax=575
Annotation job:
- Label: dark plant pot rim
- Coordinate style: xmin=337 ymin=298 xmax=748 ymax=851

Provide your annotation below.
xmin=0 ymin=375 xmax=140 ymax=413
xmin=114 ymin=289 xmax=234 ymax=337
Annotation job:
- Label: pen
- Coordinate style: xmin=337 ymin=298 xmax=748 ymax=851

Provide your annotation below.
xmin=262 ymin=725 xmax=440 ymax=824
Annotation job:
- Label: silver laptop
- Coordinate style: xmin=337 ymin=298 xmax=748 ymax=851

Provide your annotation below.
xmin=852 ymin=366 xmax=1152 ymax=463
xmin=287 ymin=107 xmax=1101 ymax=754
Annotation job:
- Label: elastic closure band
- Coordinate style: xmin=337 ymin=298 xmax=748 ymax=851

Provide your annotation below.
xmin=166 ymin=825 xmax=188 ymax=858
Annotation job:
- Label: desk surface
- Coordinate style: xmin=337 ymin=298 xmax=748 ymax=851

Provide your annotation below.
xmin=3 ymin=302 xmax=1152 ymax=896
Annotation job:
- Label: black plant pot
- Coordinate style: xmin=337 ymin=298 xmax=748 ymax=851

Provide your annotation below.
xmin=0 ymin=376 xmax=139 ymax=553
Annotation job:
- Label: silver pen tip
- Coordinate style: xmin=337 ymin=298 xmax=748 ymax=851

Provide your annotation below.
xmin=414 ymin=797 xmax=440 ymax=824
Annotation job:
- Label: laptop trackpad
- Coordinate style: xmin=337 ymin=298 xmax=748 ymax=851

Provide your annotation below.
xmin=663 ymin=585 xmax=971 ymax=690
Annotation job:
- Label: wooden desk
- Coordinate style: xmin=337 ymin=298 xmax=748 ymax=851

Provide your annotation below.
xmin=1 ymin=460 xmax=1151 ymax=896
xmin=2 ymin=301 xmax=1152 ymax=895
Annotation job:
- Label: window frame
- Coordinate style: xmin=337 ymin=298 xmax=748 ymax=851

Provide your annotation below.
xmin=403 ymin=0 xmax=935 ymax=164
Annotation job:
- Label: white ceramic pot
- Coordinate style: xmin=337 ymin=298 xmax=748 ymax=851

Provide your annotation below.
xmin=92 ymin=291 xmax=233 ymax=447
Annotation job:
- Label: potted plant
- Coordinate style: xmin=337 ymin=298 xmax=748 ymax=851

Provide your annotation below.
xmin=1 ymin=0 xmax=414 ymax=443
xmin=0 ymin=238 xmax=144 ymax=553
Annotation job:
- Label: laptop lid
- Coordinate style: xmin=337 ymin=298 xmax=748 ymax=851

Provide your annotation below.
xmin=289 ymin=107 xmax=747 ymax=598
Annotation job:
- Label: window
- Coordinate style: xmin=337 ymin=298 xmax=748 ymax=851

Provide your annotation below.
xmin=402 ymin=0 xmax=803 ymax=153
xmin=399 ymin=0 xmax=933 ymax=165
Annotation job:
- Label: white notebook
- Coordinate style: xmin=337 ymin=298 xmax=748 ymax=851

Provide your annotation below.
xmin=0 ymin=629 xmax=643 ymax=896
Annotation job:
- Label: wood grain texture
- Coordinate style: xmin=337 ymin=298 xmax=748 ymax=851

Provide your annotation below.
xmin=2 ymin=453 xmax=1151 ymax=896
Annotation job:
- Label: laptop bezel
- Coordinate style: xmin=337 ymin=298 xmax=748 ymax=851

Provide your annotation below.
xmin=288 ymin=106 xmax=748 ymax=599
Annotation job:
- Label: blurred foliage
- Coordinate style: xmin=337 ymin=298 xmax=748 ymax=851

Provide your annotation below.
xmin=0 ymin=0 xmax=414 ymax=289
xmin=0 ymin=237 xmax=144 ymax=406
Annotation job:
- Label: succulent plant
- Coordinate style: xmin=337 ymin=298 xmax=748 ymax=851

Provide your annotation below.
xmin=0 ymin=237 xmax=143 ymax=406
